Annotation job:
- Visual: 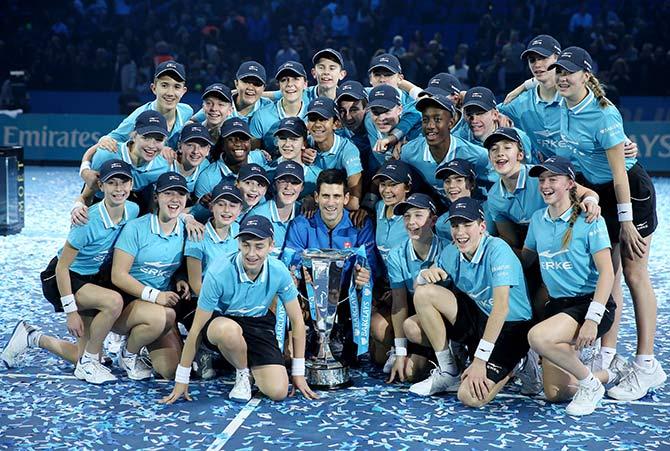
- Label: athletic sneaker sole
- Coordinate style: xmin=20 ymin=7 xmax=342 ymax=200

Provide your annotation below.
xmin=1 ymin=321 xmax=29 ymax=369
xmin=607 ymin=375 xmax=668 ymax=401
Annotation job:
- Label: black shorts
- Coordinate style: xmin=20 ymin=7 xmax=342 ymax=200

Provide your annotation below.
xmin=577 ymin=162 xmax=657 ymax=243
xmin=544 ymin=293 xmax=616 ymax=338
xmin=446 ymin=291 xmax=532 ymax=383
xmin=202 ymin=311 xmax=284 ymax=368
xmin=40 ymin=256 xmax=111 ymax=312
xmin=174 ymin=296 xmax=198 ymax=330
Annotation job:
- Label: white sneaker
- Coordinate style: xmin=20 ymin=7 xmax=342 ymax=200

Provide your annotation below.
xmin=566 ymin=379 xmax=605 ymax=416
xmin=74 ymin=359 xmax=118 ymax=384
xmin=104 ymin=332 xmax=125 ymax=354
xmin=119 ymin=350 xmax=153 ymax=381
xmin=517 ymin=349 xmax=543 ymax=395
xmin=579 ymin=338 xmax=601 ymax=371
xmin=382 ymin=348 xmax=396 ymax=374
xmin=229 ymin=370 xmax=252 ymax=402
xmin=409 ymin=367 xmax=460 ymax=396
xmin=1 ymin=321 xmax=36 ymax=368
xmin=607 ymin=360 xmax=667 ymax=401
xmin=607 ymin=354 xmax=630 ymax=385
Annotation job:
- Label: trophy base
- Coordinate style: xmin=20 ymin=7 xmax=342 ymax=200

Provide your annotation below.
xmin=306 ymin=360 xmax=352 ymax=390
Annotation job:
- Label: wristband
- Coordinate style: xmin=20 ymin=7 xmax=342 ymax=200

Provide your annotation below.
xmin=79 ymin=160 xmax=91 ymax=177
xmin=394 ymin=338 xmax=408 ymax=356
xmin=474 ymin=339 xmax=495 ymax=362
xmin=617 ymin=203 xmax=633 ymax=222
xmin=291 ymin=358 xmax=305 ymax=377
xmin=71 ymin=201 xmax=85 ymax=213
xmin=582 ymin=196 xmax=598 ymax=206
xmin=61 ymin=294 xmax=78 ymax=314
xmin=141 ymin=286 xmax=159 ymax=303
xmin=408 ymin=86 xmax=422 ymax=99
xmin=390 ymin=128 xmax=404 ymax=141
xmin=585 ymin=302 xmax=606 ymax=325
xmin=416 ymin=271 xmax=429 ymax=286
xmin=179 ymin=213 xmax=195 ymax=223
xmin=175 ymin=364 xmax=191 ymax=384
xmin=523 ymin=78 xmax=539 ymax=90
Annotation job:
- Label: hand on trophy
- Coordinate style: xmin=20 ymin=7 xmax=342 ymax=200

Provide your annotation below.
xmin=354 ymin=264 xmax=370 ymax=289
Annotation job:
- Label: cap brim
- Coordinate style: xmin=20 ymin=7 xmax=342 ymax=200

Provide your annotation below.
xmin=235 ymin=229 xmax=272 ymax=239
xmin=483 ymin=132 xmax=519 ymax=149
xmin=372 ymin=172 xmax=406 ymax=184
xmin=462 ymin=100 xmax=494 ymax=112
xmin=100 ymin=170 xmax=132 ymax=182
xmin=548 ymin=60 xmax=582 ymax=73
xmin=221 ymin=129 xmax=252 ymax=139
xmin=435 ymin=167 xmax=467 ymax=179
xmin=183 ymin=135 xmax=215 ymax=145
xmin=313 ymin=50 xmax=344 ymax=67
xmin=528 ymin=164 xmax=572 ymax=178
xmin=369 ymin=63 xmax=400 ymax=74
xmin=336 ymin=92 xmax=366 ymax=102
xmin=155 ymin=69 xmax=185 ymax=82
xmin=274 ymin=127 xmax=304 ymax=137
xmin=393 ymin=200 xmax=433 ymax=216
xmin=237 ymin=73 xmax=266 ymax=84
xmin=239 ymin=174 xmax=270 ymax=185
xmin=212 ymin=192 xmax=243 ymax=204
xmin=274 ymin=172 xmax=304 ymax=183
xmin=202 ymin=90 xmax=232 ymax=102
xmin=307 ymin=109 xmax=335 ymax=119
xmin=448 ymin=213 xmax=480 ymax=222
xmin=136 ymin=126 xmax=168 ymax=137
xmin=367 ymin=100 xmax=397 ymax=111
xmin=521 ymin=47 xmax=554 ymax=59
xmin=416 ymin=97 xmax=455 ymax=113
xmin=275 ymin=68 xmax=306 ymax=79
xmin=157 ymin=183 xmax=189 ymax=193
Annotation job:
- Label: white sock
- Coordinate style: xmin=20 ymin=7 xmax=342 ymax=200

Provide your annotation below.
xmin=435 ymin=349 xmax=458 ymax=374
xmin=80 ymin=351 xmax=99 ymax=364
xmin=599 ymin=347 xmax=616 ymax=368
xmin=605 ymin=368 xmax=616 ymax=384
xmin=236 ymin=368 xmax=250 ymax=378
xmin=578 ymin=372 xmax=600 ymax=389
xmin=28 ymin=330 xmax=43 ymax=348
xmin=635 ymin=354 xmax=655 ymax=370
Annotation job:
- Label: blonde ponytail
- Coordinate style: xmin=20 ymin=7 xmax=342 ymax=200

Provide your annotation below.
xmin=561 ymin=186 xmax=582 ymax=250
xmin=586 ymin=73 xmax=612 ymax=108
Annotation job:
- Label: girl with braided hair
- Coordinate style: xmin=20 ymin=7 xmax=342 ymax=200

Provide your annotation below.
xmin=523 ymin=157 xmax=621 ymax=416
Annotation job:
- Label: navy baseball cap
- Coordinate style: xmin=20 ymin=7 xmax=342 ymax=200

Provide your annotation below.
xmin=369 ymin=53 xmax=402 ymax=74
xmin=448 ymin=197 xmax=484 ymax=222
xmin=483 ymin=127 xmax=522 ymax=150
xmin=154 ymin=60 xmax=186 ymax=82
xmin=155 ymin=171 xmax=188 ymax=193
xmin=420 ymin=73 xmax=462 ymax=96
xmin=180 ymin=123 xmax=214 ymax=145
xmin=463 ymin=87 xmax=497 ymax=112
xmin=202 ymin=83 xmax=233 ymax=103
xmin=528 ymin=156 xmax=576 ymax=180
xmin=393 ymin=193 xmax=437 ymax=216
xmin=211 ymin=182 xmax=243 ymax=204
xmin=134 ymin=110 xmax=168 ymax=137
xmin=313 ymin=48 xmax=344 ymax=67
xmin=307 ymin=97 xmax=338 ymax=119
xmin=274 ymin=117 xmax=307 ymax=138
xmin=435 ymin=158 xmax=476 ymax=180
xmin=220 ymin=117 xmax=252 ymax=139
xmin=236 ymin=61 xmax=267 ymax=84
xmin=548 ymin=46 xmax=593 ymax=73
xmin=336 ymin=80 xmax=368 ymax=103
xmin=368 ymin=85 xmax=401 ymax=111
xmin=236 ymin=215 xmax=274 ymax=239
xmin=238 ymin=163 xmax=270 ymax=185
xmin=521 ymin=34 xmax=562 ymax=60
xmin=275 ymin=61 xmax=307 ymax=80
xmin=372 ymin=160 xmax=412 ymax=184
xmin=416 ymin=92 xmax=457 ymax=115
xmin=274 ymin=160 xmax=305 ymax=183
xmin=99 ymin=159 xmax=132 ymax=182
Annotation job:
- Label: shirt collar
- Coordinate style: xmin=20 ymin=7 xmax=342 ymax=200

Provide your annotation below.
xmin=150 ymin=214 xmax=182 ymax=237
xmin=99 ymin=201 xmax=129 ymax=229
xmin=315 ymin=208 xmax=352 ymax=232
xmin=560 ymin=89 xmax=594 ymax=115
xmin=171 ymin=160 xmax=202 ymax=180
xmin=236 ymin=252 xmax=268 ymax=283
xmin=277 ymin=98 xmax=307 ymax=119
xmin=217 ymin=159 xmax=234 ymax=177
xmin=499 ymin=164 xmax=528 ymax=197
xmin=542 ymin=206 xmax=574 ymax=223
xmin=270 ymin=199 xmax=297 ymax=223
xmin=422 ymin=137 xmax=455 ymax=164
xmin=533 ymin=86 xmax=561 ymax=105
xmin=206 ymin=220 xmax=232 ymax=243
xmin=319 ymin=134 xmax=341 ymax=156
xmin=460 ymin=233 xmax=488 ymax=265
xmin=408 ymin=235 xmax=440 ymax=262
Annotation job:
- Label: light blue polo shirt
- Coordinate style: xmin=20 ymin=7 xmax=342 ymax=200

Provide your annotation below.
xmin=363 ymin=109 xmax=423 ymax=173
xmin=91 ymin=142 xmax=170 ymax=193
xmin=364 ymin=87 xmax=422 ymax=142
xmin=436 ymin=235 xmax=532 ymax=321
xmin=249 ymin=99 xmax=308 ymax=154
xmin=184 ymin=220 xmax=240 ymax=274
xmin=400 ymin=135 xmax=495 ymax=199
xmin=262 ymin=158 xmax=321 ymax=199
xmin=105 ymin=100 xmax=193 ymax=150
xmin=451 ymin=114 xmax=469 ymax=139
xmin=192 ymin=95 xmax=274 ymax=124
xmin=454 ymin=123 xmax=535 ymax=165
xmin=61 ymin=201 xmax=140 ymax=275
xmin=387 ymin=235 xmax=443 ymax=293
xmin=558 ymin=89 xmax=632 ymax=184
xmin=248 ymin=199 xmax=299 ymax=258
xmin=375 ymin=200 xmax=408 ymax=263
xmin=114 ymin=214 xmax=185 ymax=291
xmin=486 ymin=164 xmax=546 ymax=225
xmin=497 ymin=87 xmax=562 ymax=163
xmin=312 ymin=133 xmax=363 ymax=177
xmin=435 ymin=201 xmax=497 ymax=240
xmin=198 ymin=253 xmax=299 ymax=316
xmin=525 ymin=207 xmax=611 ymax=299
xmin=170 ymin=159 xmax=208 ymax=194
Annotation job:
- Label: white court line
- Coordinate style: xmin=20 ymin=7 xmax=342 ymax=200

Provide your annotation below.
xmin=496 ymin=392 xmax=670 ymax=407
xmin=0 ymin=372 xmax=227 ymax=384
xmin=207 ymin=397 xmax=262 ymax=451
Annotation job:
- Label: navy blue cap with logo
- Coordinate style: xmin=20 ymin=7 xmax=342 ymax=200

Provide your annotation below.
xmin=368 ymin=84 xmax=401 ymax=111
xmin=521 ymin=34 xmax=562 ymax=60
xmin=548 ymin=46 xmax=594 ymax=73
xmin=435 ymin=158 xmax=477 ymax=180
xmin=372 ymin=160 xmax=412 ymax=184
xmin=275 ymin=61 xmax=307 ymax=79
xmin=336 ymin=80 xmax=368 ymax=103
xmin=202 ymin=83 xmax=233 ymax=103
xmin=236 ymin=215 xmax=275 ymax=239
xmin=420 ymin=72 xmax=462 ymax=96
xmin=236 ymin=61 xmax=267 ymax=84
xmin=180 ymin=123 xmax=214 ymax=145
xmin=416 ymin=92 xmax=457 ymax=115
xmin=238 ymin=163 xmax=270 ymax=185
xmin=211 ymin=182 xmax=243 ymax=204
xmin=274 ymin=116 xmax=308 ymax=138
xmin=155 ymin=171 xmax=189 ymax=193
xmin=463 ymin=86 xmax=497 ymax=112
xmin=99 ymin=159 xmax=133 ymax=183
xmin=274 ymin=160 xmax=305 ymax=183
xmin=220 ymin=117 xmax=252 ymax=139
xmin=393 ymin=193 xmax=437 ymax=216
xmin=307 ymin=97 xmax=338 ymax=119
xmin=528 ymin=156 xmax=576 ymax=180
xmin=154 ymin=60 xmax=186 ymax=82
xmin=483 ymin=127 xmax=522 ymax=150
xmin=369 ymin=53 xmax=402 ymax=74
xmin=448 ymin=197 xmax=485 ymax=222
xmin=134 ymin=110 xmax=168 ymax=137
xmin=312 ymin=48 xmax=344 ymax=67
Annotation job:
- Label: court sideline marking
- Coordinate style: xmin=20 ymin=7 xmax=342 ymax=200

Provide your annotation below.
xmin=207 ymin=396 xmax=262 ymax=451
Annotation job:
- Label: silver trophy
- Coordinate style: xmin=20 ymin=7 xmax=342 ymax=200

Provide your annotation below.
xmin=302 ymin=249 xmax=355 ymax=389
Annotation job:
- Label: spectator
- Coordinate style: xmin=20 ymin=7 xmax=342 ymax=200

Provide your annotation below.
xmin=569 ymin=2 xmax=593 ymax=33
xmin=274 ymin=36 xmax=301 ymax=72
xmin=389 ymin=35 xmax=406 ymax=58
xmin=500 ymin=30 xmax=525 ymax=90
xmin=608 ymin=58 xmax=632 ymax=94
xmin=448 ymin=53 xmax=470 ymax=89
xmin=331 ymin=6 xmax=350 ymax=38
